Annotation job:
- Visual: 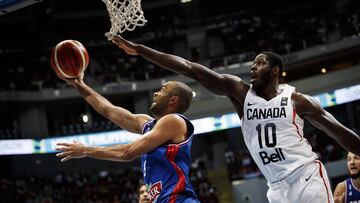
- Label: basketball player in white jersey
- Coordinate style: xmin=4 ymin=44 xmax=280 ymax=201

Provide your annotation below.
xmin=110 ymin=35 xmax=360 ymax=203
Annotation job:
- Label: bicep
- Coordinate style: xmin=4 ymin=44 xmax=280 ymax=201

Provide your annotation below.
xmin=304 ymin=105 xmax=343 ymax=137
xmin=105 ymin=106 xmax=152 ymax=134
xmin=334 ymin=182 xmax=345 ymax=199
xmin=295 ymin=94 xmax=339 ymax=133
xmin=126 ymin=115 xmax=185 ymax=158
xmin=190 ymin=63 xmax=246 ymax=96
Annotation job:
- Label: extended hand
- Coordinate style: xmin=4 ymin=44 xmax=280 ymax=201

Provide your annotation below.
xmin=111 ymin=35 xmax=139 ymax=56
xmin=56 ymin=140 xmax=88 ymax=162
xmin=57 ymin=72 xmax=85 ymax=87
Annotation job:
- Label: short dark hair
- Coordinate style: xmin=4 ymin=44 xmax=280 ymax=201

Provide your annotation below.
xmin=260 ymin=51 xmax=284 ymax=74
xmin=171 ymin=81 xmax=193 ymax=114
xmin=138 ymin=184 xmax=146 ymax=193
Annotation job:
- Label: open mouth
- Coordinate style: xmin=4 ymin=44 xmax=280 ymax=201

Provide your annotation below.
xmin=250 ymin=72 xmax=257 ymax=83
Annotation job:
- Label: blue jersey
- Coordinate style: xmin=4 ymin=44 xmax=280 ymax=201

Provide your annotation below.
xmin=141 ymin=114 xmax=199 ymax=203
xmin=345 ymin=178 xmax=360 ymax=203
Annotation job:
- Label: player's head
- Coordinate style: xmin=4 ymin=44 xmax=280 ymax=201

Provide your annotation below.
xmin=138 ymin=184 xmax=150 ymax=203
xmin=347 ymin=152 xmax=360 ymax=179
xmin=150 ymin=81 xmax=193 ymax=116
xmin=250 ymin=51 xmax=284 ymax=88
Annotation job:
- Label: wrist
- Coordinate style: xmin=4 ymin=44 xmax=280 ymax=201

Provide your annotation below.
xmin=73 ymin=79 xmax=85 ymax=88
xmin=83 ymin=146 xmax=95 ymax=157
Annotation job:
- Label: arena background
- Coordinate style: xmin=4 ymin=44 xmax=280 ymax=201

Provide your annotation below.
xmin=0 ymin=0 xmax=360 ymax=202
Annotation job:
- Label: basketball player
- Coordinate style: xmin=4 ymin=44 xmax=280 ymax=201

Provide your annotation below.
xmin=55 ymin=73 xmax=200 ymax=203
xmin=334 ymin=152 xmax=360 ymax=203
xmin=110 ymin=35 xmax=360 ymax=203
xmin=139 ymin=184 xmax=150 ymax=203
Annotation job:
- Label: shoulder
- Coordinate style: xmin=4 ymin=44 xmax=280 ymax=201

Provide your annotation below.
xmin=291 ymin=91 xmax=312 ymax=104
xmin=291 ymin=91 xmax=323 ymax=117
xmin=334 ymin=180 xmax=346 ymax=195
xmin=222 ymin=74 xmax=250 ymax=102
xmin=156 ymin=114 xmax=187 ymax=128
xmin=222 ymin=74 xmax=249 ymax=89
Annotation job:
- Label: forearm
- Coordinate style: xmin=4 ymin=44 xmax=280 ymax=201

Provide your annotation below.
xmin=334 ymin=197 xmax=343 ymax=203
xmin=323 ymin=112 xmax=360 ymax=155
xmin=137 ymin=44 xmax=195 ymax=77
xmin=136 ymin=44 xmax=226 ymax=90
xmin=73 ymin=81 xmax=112 ymax=115
xmin=304 ymin=103 xmax=360 ymax=156
xmin=85 ymin=144 xmax=133 ymax=162
xmin=332 ymin=126 xmax=360 ymax=156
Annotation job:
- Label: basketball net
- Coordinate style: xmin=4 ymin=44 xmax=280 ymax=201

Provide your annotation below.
xmin=102 ymin=0 xmax=147 ymax=40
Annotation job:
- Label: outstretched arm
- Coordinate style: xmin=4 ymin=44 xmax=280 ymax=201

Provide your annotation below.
xmin=60 ymin=73 xmax=152 ymax=134
xmin=293 ymin=92 xmax=360 ymax=155
xmin=56 ymin=114 xmax=187 ymax=162
xmin=111 ymin=36 xmax=249 ymax=98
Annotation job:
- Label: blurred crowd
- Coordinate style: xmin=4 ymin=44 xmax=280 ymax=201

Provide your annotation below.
xmin=0 ymin=159 xmax=219 ymax=203
xmin=190 ymin=159 xmax=219 ymax=203
xmin=0 ymin=168 xmax=143 ymax=203
xmin=0 ymin=0 xmax=359 ymax=91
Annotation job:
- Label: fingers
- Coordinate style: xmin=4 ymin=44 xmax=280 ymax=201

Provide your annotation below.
xmin=56 ymin=151 xmax=73 ymax=162
xmin=55 ymin=142 xmax=72 ymax=152
xmin=55 ymin=146 xmax=70 ymax=151
xmin=61 ymin=155 xmax=72 ymax=162
xmin=56 ymin=142 xmax=71 ymax=147
xmin=111 ymin=36 xmax=125 ymax=46
xmin=56 ymin=151 xmax=71 ymax=158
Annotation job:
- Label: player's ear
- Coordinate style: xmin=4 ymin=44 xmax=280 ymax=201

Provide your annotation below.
xmin=273 ymin=66 xmax=280 ymax=76
xmin=169 ymin=96 xmax=179 ymax=105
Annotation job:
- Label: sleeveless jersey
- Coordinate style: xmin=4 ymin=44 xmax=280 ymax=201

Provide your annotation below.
xmin=241 ymin=84 xmax=317 ymax=183
xmin=345 ymin=178 xmax=360 ymax=203
xmin=140 ymin=114 xmax=199 ymax=203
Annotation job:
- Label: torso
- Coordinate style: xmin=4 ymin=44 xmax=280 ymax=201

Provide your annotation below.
xmin=240 ymin=84 xmax=317 ymax=183
xmin=140 ymin=114 xmax=198 ymax=203
xmin=345 ymin=178 xmax=360 ymax=203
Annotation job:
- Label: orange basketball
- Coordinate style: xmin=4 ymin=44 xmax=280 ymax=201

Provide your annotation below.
xmin=50 ymin=40 xmax=89 ymax=79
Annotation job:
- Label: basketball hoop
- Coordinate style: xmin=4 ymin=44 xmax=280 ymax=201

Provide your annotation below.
xmin=102 ymin=0 xmax=147 ymax=40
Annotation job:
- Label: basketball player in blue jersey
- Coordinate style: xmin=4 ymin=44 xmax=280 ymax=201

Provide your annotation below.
xmin=334 ymin=152 xmax=360 ymax=203
xmin=55 ymin=72 xmax=200 ymax=203
xmin=111 ymin=35 xmax=360 ymax=203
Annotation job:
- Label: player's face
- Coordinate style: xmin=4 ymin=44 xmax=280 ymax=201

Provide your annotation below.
xmin=347 ymin=152 xmax=360 ymax=179
xmin=250 ymin=54 xmax=273 ymax=87
xmin=139 ymin=185 xmax=150 ymax=203
xmin=150 ymin=82 xmax=174 ymax=115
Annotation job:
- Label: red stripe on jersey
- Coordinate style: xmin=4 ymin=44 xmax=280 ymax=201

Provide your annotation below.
xmin=292 ymin=109 xmax=302 ymax=139
xmin=315 ymin=160 xmax=330 ymax=203
xmin=166 ymin=145 xmax=186 ymax=203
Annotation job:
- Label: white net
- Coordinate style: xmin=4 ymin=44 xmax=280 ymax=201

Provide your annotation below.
xmin=102 ymin=0 xmax=147 ymax=39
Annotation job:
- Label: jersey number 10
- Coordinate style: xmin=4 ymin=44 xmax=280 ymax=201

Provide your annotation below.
xmin=256 ymin=123 xmax=277 ymax=148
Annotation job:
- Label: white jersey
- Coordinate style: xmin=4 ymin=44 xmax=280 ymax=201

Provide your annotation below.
xmin=241 ymin=84 xmax=317 ymax=183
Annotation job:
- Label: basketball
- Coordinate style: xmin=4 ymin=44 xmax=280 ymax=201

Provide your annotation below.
xmin=50 ymin=40 xmax=89 ymax=79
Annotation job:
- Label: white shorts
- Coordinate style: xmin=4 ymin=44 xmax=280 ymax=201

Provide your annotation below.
xmin=266 ymin=160 xmax=334 ymax=203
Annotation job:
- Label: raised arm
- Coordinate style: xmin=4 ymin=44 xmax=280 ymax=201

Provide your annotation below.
xmin=61 ymin=73 xmax=152 ymax=134
xmin=293 ymin=92 xmax=360 ymax=155
xmin=56 ymin=114 xmax=187 ymax=162
xmin=111 ymin=36 xmax=249 ymax=98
